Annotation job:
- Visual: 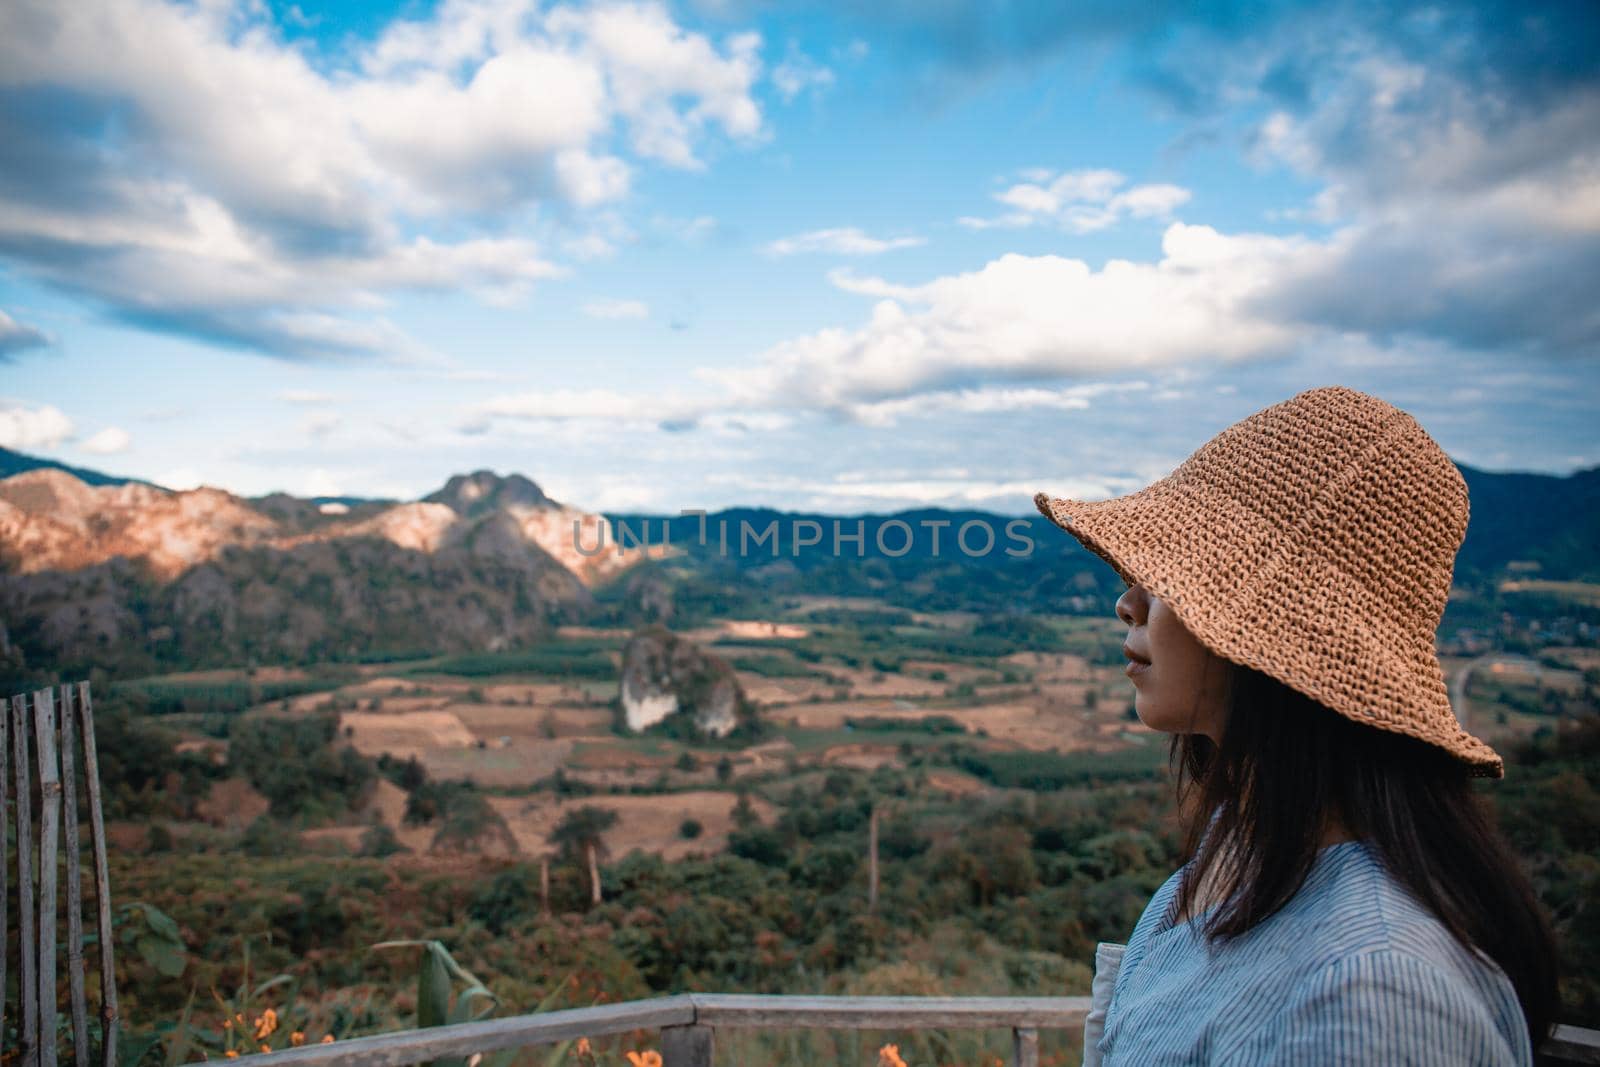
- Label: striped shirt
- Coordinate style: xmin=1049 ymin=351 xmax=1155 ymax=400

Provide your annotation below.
xmin=1098 ymin=840 xmax=1531 ymax=1065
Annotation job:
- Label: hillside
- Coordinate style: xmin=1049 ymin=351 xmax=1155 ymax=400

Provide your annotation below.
xmin=0 ymin=468 xmax=650 ymax=677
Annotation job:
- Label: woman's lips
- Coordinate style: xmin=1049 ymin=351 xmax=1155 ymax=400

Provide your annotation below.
xmin=1123 ymin=644 xmax=1151 ymax=678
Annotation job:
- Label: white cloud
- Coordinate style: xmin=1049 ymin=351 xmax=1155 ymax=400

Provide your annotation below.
xmin=465 ymin=222 xmax=1355 ymax=430
xmin=834 ymin=39 xmax=870 ymax=63
xmin=539 ymin=479 xmax=671 ymax=511
xmin=279 ymin=390 xmax=336 ymax=405
xmin=651 ymin=213 xmax=719 ymax=242
xmin=765 ymin=227 xmax=926 ymax=256
xmin=565 ymin=234 xmax=616 ymax=260
xmin=709 ymin=224 xmax=1311 ymax=412
xmin=960 ymin=168 xmax=1192 ymax=233
xmin=0 ymin=403 xmax=74 ymax=450
xmin=543 ymin=5 xmax=765 ymax=169
xmin=844 ymin=382 xmax=1149 ymax=427
xmin=478 ymin=387 xmax=706 ymax=424
xmin=0 ymin=309 xmax=50 ymax=358
xmin=772 ymin=47 xmax=836 ymax=102
xmin=582 ymin=298 xmax=650 ymax=319
xmin=1240 ymin=66 xmax=1600 ymax=355
xmin=81 ymin=426 xmax=132 ymax=455
xmin=471 ymin=387 xmax=796 ymax=435
xmin=0 ymin=0 xmax=765 ymax=359
xmin=156 ymin=467 xmax=204 ymax=491
xmin=717 ymin=471 xmax=1142 ymax=511
xmin=302 ymin=468 xmax=343 ymax=497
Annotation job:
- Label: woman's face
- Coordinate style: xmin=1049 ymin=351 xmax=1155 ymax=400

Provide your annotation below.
xmin=1115 ymin=583 xmax=1230 ymax=740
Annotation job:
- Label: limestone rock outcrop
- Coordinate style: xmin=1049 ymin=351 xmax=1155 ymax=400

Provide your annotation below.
xmin=618 ymin=626 xmax=758 ymax=740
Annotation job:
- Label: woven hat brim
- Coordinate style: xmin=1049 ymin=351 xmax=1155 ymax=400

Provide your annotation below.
xmin=1033 ymin=487 xmax=1504 ymax=778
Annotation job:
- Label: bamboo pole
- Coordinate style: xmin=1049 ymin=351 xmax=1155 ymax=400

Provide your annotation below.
xmin=33 ymin=687 xmax=63 ymax=1067
xmin=12 ymin=692 xmax=39 ymax=1067
xmin=75 ymin=683 xmax=118 ymax=1067
xmin=1 ymin=694 xmax=9 ymax=1056
xmin=59 ymin=684 xmax=91 ymax=1065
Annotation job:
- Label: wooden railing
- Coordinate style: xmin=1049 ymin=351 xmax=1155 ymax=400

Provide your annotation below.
xmin=209 ymin=994 xmax=1600 ymax=1066
xmin=214 ymin=993 xmax=1089 ymax=1066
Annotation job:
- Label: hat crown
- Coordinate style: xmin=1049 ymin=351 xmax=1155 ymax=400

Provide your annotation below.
xmin=1173 ymin=386 xmax=1469 ymax=630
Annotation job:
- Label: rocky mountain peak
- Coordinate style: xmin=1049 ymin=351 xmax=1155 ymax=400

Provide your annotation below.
xmin=422 ymin=470 xmax=552 ymax=517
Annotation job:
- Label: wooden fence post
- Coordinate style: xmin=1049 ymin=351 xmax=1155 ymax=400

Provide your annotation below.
xmin=59 ymin=683 xmax=92 ymax=1064
xmin=33 ymin=687 xmax=62 ymax=1067
xmin=3 ymin=682 xmax=118 ymax=1067
xmin=1 ymin=696 xmax=8 ymax=1059
xmin=660 ymin=1023 xmax=714 ymax=1067
xmin=1013 ymin=1025 xmax=1039 ymax=1067
xmin=11 ymin=693 xmax=39 ymax=1066
xmin=75 ymin=682 xmax=119 ymax=1067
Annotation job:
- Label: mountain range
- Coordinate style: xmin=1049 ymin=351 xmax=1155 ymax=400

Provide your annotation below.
xmin=0 ymin=446 xmax=1595 ymax=680
xmin=0 ymin=452 xmax=650 ymax=677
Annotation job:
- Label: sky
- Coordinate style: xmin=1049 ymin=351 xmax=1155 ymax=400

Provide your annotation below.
xmin=1 ymin=0 xmax=1598 ymax=513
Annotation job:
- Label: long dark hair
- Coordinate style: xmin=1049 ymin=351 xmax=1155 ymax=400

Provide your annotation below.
xmin=1172 ymin=662 xmax=1560 ymax=1048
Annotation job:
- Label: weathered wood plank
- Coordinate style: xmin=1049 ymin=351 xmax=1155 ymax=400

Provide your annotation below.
xmin=660 ymin=1023 xmax=714 ymax=1067
xmin=214 ymin=996 xmax=698 ymax=1066
xmin=12 ymin=693 xmax=40 ymax=1067
xmin=75 ymin=683 xmax=119 ymax=1067
xmin=33 ymin=686 xmax=62 ymax=1067
xmin=1 ymin=695 xmax=9 ymax=1057
xmin=59 ymin=684 xmax=92 ymax=1066
xmin=1547 ymin=1025 xmax=1600 ymax=1066
xmin=687 ymin=993 xmax=1091 ymax=1030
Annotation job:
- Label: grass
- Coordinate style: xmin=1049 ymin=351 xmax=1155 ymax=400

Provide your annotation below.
xmin=406 ymin=642 xmax=621 ymax=680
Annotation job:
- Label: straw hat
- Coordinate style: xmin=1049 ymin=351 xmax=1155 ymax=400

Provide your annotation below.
xmin=1034 ymin=385 xmax=1502 ymax=777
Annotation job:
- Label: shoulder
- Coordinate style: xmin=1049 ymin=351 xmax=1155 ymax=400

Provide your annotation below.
xmin=1224 ymin=947 xmax=1531 ymax=1066
xmin=1221 ymin=844 xmax=1532 ymax=1065
xmin=1283 ymin=843 xmax=1505 ymax=978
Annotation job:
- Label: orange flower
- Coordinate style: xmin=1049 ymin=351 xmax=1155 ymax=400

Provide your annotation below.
xmin=625 ymin=1052 xmax=663 ymax=1067
xmin=575 ymin=1037 xmax=591 ymax=1055
xmin=259 ymin=1044 xmax=271 ymax=1054
xmin=320 ymin=1034 xmax=335 ymax=1043
xmin=290 ymin=1032 xmax=305 ymax=1046
xmin=878 ymin=1043 xmax=908 ymax=1067
xmin=225 ymin=1053 xmax=239 ymax=1061
xmin=255 ymin=1008 xmax=279 ymax=1040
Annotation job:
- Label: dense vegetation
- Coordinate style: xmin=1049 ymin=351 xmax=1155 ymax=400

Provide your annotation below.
xmin=22 ymin=689 xmax=1594 ymax=1065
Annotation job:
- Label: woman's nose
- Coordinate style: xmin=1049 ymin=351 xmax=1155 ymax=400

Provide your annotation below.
xmin=1115 ymin=584 xmax=1148 ymax=627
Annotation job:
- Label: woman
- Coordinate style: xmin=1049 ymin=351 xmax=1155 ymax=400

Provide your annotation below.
xmin=1034 ymin=386 xmax=1558 ymax=1065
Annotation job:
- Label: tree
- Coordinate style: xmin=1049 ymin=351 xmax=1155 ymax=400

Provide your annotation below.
xmin=550 ymin=806 xmax=620 ymax=906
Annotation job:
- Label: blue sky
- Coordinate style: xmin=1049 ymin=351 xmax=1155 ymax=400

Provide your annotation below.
xmin=2 ymin=0 xmax=1597 ymax=511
